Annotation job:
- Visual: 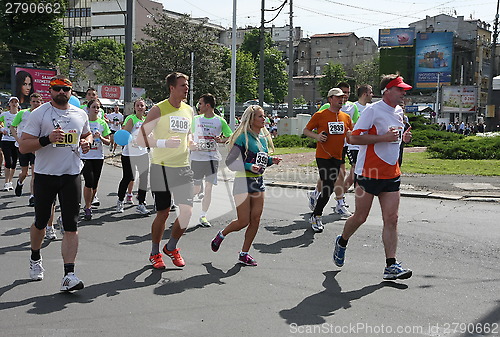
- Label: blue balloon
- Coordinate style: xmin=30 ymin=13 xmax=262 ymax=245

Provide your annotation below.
xmin=114 ymin=129 xmax=132 ymax=146
xmin=69 ymin=95 xmax=80 ymax=108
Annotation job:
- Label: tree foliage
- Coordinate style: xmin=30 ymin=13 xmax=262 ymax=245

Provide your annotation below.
xmin=0 ymin=0 xmax=66 ymax=88
xmin=134 ymin=13 xmax=229 ymax=103
xmin=318 ymin=63 xmax=347 ymax=98
xmin=73 ymin=39 xmax=125 ymax=85
xmin=240 ymin=28 xmax=273 ymax=60
xmin=235 ymin=50 xmax=257 ymax=102
xmin=353 ymin=54 xmax=380 ymax=93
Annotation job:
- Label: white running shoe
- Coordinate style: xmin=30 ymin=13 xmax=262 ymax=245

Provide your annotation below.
xmin=7 ymin=182 xmax=14 ymax=191
xmin=60 ymin=272 xmax=84 ymax=292
xmin=307 ymin=190 xmax=319 ymax=211
xmin=45 ymin=226 xmax=57 ymax=240
xmin=125 ymin=193 xmax=133 ymax=204
xmin=29 ymin=258 xmax=44 ymax=281
xmin=116 ymin=199 xmax=124 ymax=213
xmin=136 ymin=204 xmax=150 ymax=215
xmin=91 ymin=195 xmax=100 ymax=207
xmin=335 ymin=204 xmax=352 ymax=218
xmin=3 ymin=183 xmax=9 ymax=191
xmin=309 ymin=215 xmax=324 ymax=233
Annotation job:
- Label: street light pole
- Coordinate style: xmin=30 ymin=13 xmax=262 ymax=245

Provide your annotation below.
xmin=487 ymin=0 xmax=500 ymax=130
xmin=259 ymin=0 xmax=265 ymax=107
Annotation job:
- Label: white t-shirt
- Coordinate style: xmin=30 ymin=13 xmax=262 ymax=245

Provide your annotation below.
xmin=81 ymin=118 xmax=111 ymax=160
xmin=348 ymin=101 xmax=370 ymax=151
xmin=190 ymin=114 xmax=232 ymax=162
xmin=122 ymin=114 xmax=148 ymax=157
xmin=23 ymin=102 xmax=90 ymax=176
xmin=105 ymin=112 xmax=124 ymax=132
xmin=352 ymin=100 xmax=404 ymax=179
xmin=0 ymin=111 xmax=18 ymax=142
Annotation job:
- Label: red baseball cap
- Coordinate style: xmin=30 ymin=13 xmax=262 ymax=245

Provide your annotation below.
xmin=383 ymin=76 xmax=412 ymax=93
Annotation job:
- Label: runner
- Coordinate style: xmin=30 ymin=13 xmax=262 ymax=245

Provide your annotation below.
xmin=81 ymin=98 xmax=111 ymax=220
xmin=303 ymin=88 xmax=353 ymax=233
xmin=333 ymin=74 xmax=413 ymax=280
xmin=116 ymin=98 xmax=150 ymax=215
xmin=210 ymin=105 xmax=282 ymax=266
xmin=0 ymin=97 xmax=20 ymax=191
xmin=10 ymin=93 xmax=43 ymax=205
xmin=105 ymin=104 xmax=123 ymax=155
xmin=19 ymin=75 xmax=92 ymax=291
xmin=137 ymin=72 xmax=194 ymax=269
xmin=191 ymin=93 xmax=232 ymax=227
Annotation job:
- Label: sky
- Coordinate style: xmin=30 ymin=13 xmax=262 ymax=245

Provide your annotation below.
xmin=159 ymin=0 xmax=498 ymax=43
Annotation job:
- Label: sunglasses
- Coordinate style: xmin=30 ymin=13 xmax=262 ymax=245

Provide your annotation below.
xmin=51 ymin=86 xmax=72 ymax=92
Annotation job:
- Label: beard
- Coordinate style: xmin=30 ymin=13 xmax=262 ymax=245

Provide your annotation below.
xmin=52 ymin=93 xmax=70 ymax=105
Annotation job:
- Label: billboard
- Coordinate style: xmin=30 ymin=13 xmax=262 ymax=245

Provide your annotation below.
xmin=414 ymin=32 xmax=453 ymax=88
xmin=441 ymin=86 xmax=477 ymax=113
xmin=378 ymin=28 xmax=416 ymax=48
xmin=96 ymin=85 xmax=146 ymax=101
xmin=11 ymin=66 xmax=57 ymax=109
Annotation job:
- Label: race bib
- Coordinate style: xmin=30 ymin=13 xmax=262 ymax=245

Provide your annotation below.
xmin=54 ymin=129 xmax=78 ymax=147
xmin=255 ymin=152 xmax=269 ymax=168
xmin=198 ymin=138 xmax=217 ymax=152
xmin=170 ymin=116 xmax=190 ymax=133
xmin=389 ymin=126 xmax=404 ymax=143
xmin=328 ymin=122 xmax=345 ymax=135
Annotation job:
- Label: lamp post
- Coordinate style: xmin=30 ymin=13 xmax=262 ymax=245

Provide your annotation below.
xmin=67 ymin=25 xmax=81 ymax=81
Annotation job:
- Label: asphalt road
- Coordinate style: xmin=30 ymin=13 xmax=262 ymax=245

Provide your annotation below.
xmin=0 ymin=164 xmax=499 ymax=337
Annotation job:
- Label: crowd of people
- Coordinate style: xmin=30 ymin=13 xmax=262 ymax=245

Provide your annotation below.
xmin=0 ymin=71 xmax=424 ymax=293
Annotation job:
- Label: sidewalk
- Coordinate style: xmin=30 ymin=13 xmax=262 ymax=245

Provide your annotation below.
xmin=105 ymin=150 xmax=500 ymax=203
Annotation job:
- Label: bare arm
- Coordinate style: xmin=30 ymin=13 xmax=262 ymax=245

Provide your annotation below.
xmin=303 ymin=127 xmax=327 ymax=143
xmin=349 ymin=130 xmax=398 ymax=145
xmin=137 ymin=106 xmax=160 ymax=148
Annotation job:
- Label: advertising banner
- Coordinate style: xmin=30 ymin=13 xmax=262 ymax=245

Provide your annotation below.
xmin=96 ymin=85 xmax=146 ymax=101
xmin=414 ymin=32 xmax=453 ymax=88
xmin=11 ymin=66 xmax=57 ymax=109
xmin=378 ymin=28 xmax=416 ymax=48
xmin=441 ymin=86 xmax=477 ymax=113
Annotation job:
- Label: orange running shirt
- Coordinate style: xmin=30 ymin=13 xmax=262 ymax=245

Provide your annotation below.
xmin=305 ymin=108 xmax=353 ymax=160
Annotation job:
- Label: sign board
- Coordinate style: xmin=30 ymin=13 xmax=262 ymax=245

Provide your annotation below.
xmin=379 ymin=28 xmax=415 ymax=48
xmin=11 ymin=66 xmax=57 ymax=109
xmin=441 ymin=86 xmax=477 ymax=113
xmin=96 ymin=85 xmax=146 ymax=101
xmin=414 ymin=32 xmax=453 ymax=88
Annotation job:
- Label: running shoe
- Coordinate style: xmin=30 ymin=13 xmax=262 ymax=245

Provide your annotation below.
xmin=335 ymin=204 xmax=352 ymax=218
xmin=57 ymin=215 xmax=64 ymax=235
xmin=116 ymin=199 xmax=124 ymax=213
xmin=91 ymin=195 xmax=100 ymax=207
xmin=307 ymin=190 xmax=318 ymax=212
xmin=238 ymin=253 xmax=257 ymax=266
xmin=333 ymin=235 xmax=346 ymax=267
xmin=383 ymin=262 xmax=413 ymax=280
xmin=45 ymin=226 xmax=57 ymax=240
xmin=28 ymin=195 xmax=35 ymax=207
xmin=309 ymin=215 xmax=324 ymax=233
xmin=83 ymin=207 xmax=92 ymax=221
xmin=162 ymin=246 xmax=185 ymax=267
xmin=211 ymin=231 xmax=224 ymax=252
xmin=136 ymin=204 xmax=150 ymax=215
xmin=15 ymin=180 xmax=23 ymax=196
xmin=199 ymin=216 xmax=211 ymax=227
xmin=149 ymin=253 xmax=166 ymax=269
xmin=60 ymin=272 xmax=84 ymax=292
xmin=3 ymin=183 xmax=9 ymax=191
xmin=7 ymin=182 xmax=13 ymax=191
xmin=125 ymin=193 xmax=133 ymax=204
xmin=29 ymin=258 xmax=44 ymax=281
xmin=170 ymin=204 xmax=177 ymax=212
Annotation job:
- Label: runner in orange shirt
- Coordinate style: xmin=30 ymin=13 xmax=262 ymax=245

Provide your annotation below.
xmin=303 ymin=88 xmax=353 ymax=233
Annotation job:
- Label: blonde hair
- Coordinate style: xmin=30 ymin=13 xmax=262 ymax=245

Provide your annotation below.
xmin=227 ymin=105 xmax=274 ymax=154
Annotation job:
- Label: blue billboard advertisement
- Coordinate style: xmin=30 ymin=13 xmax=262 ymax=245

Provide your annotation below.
xmin=414 ymin=32 xmax=453 ymax=88
xmin=378 ymin=28 xmax=416 ymax=48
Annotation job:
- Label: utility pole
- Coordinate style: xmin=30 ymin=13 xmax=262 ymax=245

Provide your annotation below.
xmin=487 ymin=0 xmax=499 ymax=130
xmin=435 ymin=72 xmax=440 ymax=123
xmin=287 ymin=0 xmax=294 ymax=117
xmin=229 ymin=0 xmax=237 ymax=130
xmin=124 ymin=0 xmax=133 ymax=115
xmin=259 ymin=0 xmax=265 ymax=107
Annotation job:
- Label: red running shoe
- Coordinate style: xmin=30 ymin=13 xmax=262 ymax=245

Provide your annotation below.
xmin=149 ymin=253 xmax=166 ymax=269
xmin=163 ymin=246 xmax=185 ymax=267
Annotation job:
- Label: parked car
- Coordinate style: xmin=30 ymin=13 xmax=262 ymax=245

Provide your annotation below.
xmin=242 ymin=99 xmax=271 ymax=108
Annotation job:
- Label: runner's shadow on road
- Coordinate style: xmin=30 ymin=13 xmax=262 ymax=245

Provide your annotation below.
xmin=252 ymin=213 xmax=317 ymax=254
xmin=0 ymin=266 xmax=162 ymax=314
xmin=1 ymin=227 xmax=30 ymax=236
xmin=0 ymin=240 xmax=51 ymax=256
xmin=279 ymin=271 xmax=408 ymax=326
xmin=153 ymin=262 xmax=242 ymax=296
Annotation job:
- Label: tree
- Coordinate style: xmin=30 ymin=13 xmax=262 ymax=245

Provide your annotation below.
xmin=73 ymin=39 xmax=125 ymax=85
xmin=235 ymin=50 xmax=257 ymax=102
xmin=135 ymin=13 xmax=229 ymax=103
xmin=353 ymin=54 xmax=380 ymax=93
xmin=239 ymin=29 xmax=288 ymax=104
xmin=318 ymin=63 xmax=347 ymax=98
xmin=0 ymin=0 xmax=66 ymax=88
